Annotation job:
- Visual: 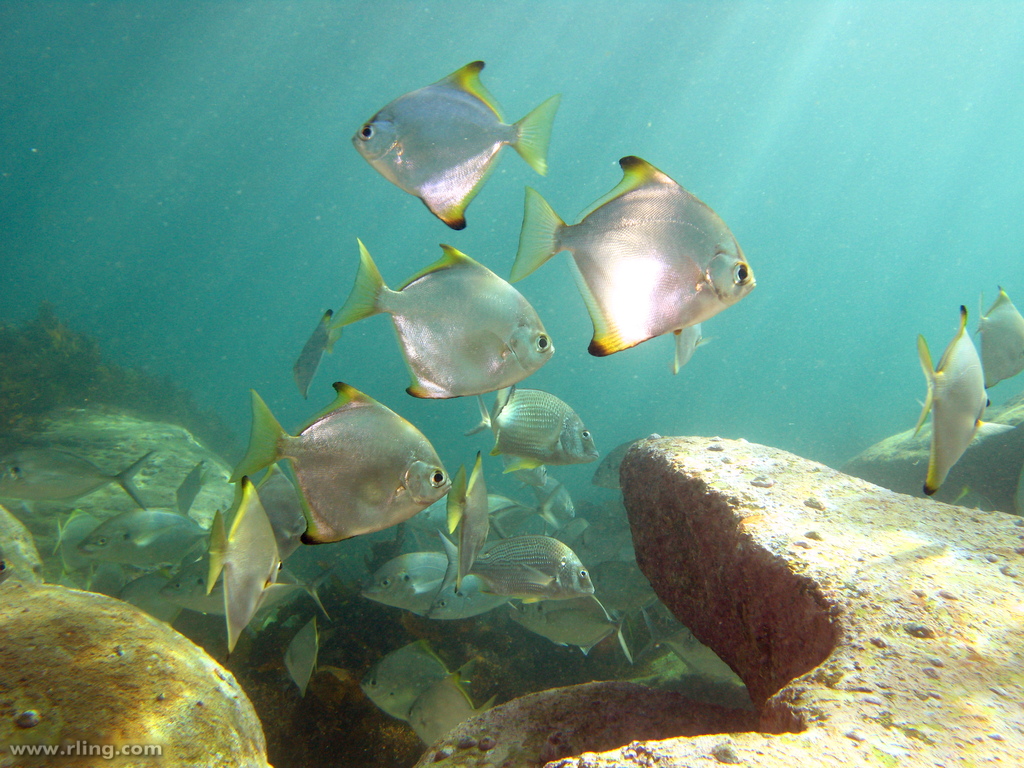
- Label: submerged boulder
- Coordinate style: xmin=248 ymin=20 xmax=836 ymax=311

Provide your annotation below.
xmin=0 ymin=503 xmax=43 ymax=584
xmin=0 ymin=582 xmax=269 ymax=767
xmin=541 ymin=435 xmax=1024 ymax=766
xmin=843 ymin=390 xmax=1024 ymax=513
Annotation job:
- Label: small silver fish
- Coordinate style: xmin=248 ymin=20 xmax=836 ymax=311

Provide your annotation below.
xmin=440 ymin=533 xmax=593 ymax=602
xmin=285 ymin=616 xmax=319 ymax=697
xmin=425 ymin=574 xmax=509 ymax=620
xmin=77 ymin=509 xmax=205 ymax=567
xmin=486 ymin=493 xmax=540 ymax=538
xmin=0 ymin=449 xmax=152 ymax=508
xmin=590 ymin=438 xmax=646 ymax=489
xmin=361 ymin=551 xmax=447 ymax=616
xmin=511 ymin=157 xmax=755 ymax=359
xmin=532 ymin=479 xmax=574 ymax=531
xmin=978 ymin=287 xmax=1024 ymax=388
xmin=471 ymin=386 xmax=599 ymax=472
xmin=118 ymin=572 xmax=182 ymax=623
xmin=672 ymin=323 xmax=708 ymax=374
xmin=502 ymin=454 xmax=548 ymax=487
xmin=446 ymin=453 xmax=489 ymax=590
xmin=175 ymin=461 xmax=206 ymax=516
xmin=353 ymin=60 xmax=560 ymax=230
xmin=293 ymin=309 xmax=342 ymax=399
xmin=508 ymin=595 xmax=630 ymax=660
xmin=232 ymin=383 xmax=450 ymax=544
xmin=331 ymin=242 xmax=554 ymax=399
xmin=54 ymin=511 xmax=103 ymax=572
xmin=407 ymin=672 xmax=492 ymax=745
xmin=255 ymin=464 xmax=306 ymax=561
xmin=208 ymin=477 xmax=283 ymax=653
xmin=915 ymin=306 xmax=1012 ymax=494
xmin=361 ymin=640 xmax=450 ymax=721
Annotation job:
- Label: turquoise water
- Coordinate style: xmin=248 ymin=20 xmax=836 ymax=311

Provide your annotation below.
xmin=3 ymin=0 xmax=1023 ymax=472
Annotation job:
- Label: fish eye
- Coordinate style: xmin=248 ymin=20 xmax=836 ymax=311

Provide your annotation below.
xmin=359 ymin=123 xmax=374 ymax=140
xmin=401 ymin=574 xmax=411 ymax=582
xmin=537 ymin=334 xmax=550 ymax=351
xmin=734 ymin=262 xmax=750 ymax=283
xmin=380 ymin=577 xmax=391 ymax=587
xmin=431 ymin=470 xmax=447 ymax=486
xmin=579 ymin=569 xmax=588 ymax=579
xmin=582 ymin=430 xmax=591 ymax=440
xmin=95 ymin=537 xmax=107 ymax=547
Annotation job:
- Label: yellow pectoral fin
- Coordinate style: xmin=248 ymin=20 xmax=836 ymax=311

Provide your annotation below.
xmin=501 ymin=456 xmax=543 ymax=473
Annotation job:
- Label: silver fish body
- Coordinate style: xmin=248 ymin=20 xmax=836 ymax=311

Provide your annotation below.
xmin=407 ymin=673 xmax=487 ymax=745
xmin=508 ymin=595 xmax=620 ymax=656
xmin=255 ymin=464 xmax=306 ymax=561
xmin=175 ymin=462 xmax=205 ymax=516
xmin=673 ymin=323 xmax=706 ymax=373
xmin=361 ymin=551 xmax=447 ymax=615
xmin=332 ymin=242 xmax=553 ymax=399
xmin=361 ymin=640 xmax=450 ymax=720
xmin=512 ymin=157 xmax=754 ymax=358
xmin=232 ymin=383 xmax=450 ymax=544
xmin=285 ymin=617 xmax=319 ymax=697
xmin=486 ymin=387 xmax=599 ymax=470
xmin=0 ymin=448 xmax=152 ymax=508
xmin=293 ymin=309 xmax=341 ymax=399
xmin=446 ymin=453 xmax=488 ymax=589
xmin=425 ymin=574 xmax=509 ymax=620
xmin=447 ymin=534 xmax=593 ymax=602
xmin=77 ymin=509 xmax=205 ymax=567
xmin=978 ymin=287 xmax=1024 ymax=388
xmin=916 ymin=306 xmax=1011 ymax=495
xmin=353 ymin=61 xmax=559 ymax=230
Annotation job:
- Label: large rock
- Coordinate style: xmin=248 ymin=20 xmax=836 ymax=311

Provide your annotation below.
xmin=0 ymin=582 xmax=269 ymax=767
xmin=411 ymin=681 xmax=756 ymax=768
xmin=843 ymin=390 xmax=1024 ymax=513
xmin=541 ymin=436 xmax=1024 ymax=766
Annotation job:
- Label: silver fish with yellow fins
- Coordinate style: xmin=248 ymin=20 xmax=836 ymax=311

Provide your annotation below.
xmin=232 ymin=383 xmax=450 ymax=544
xmin=511 ymin=156 xmax=755 ymax=361
xmin=446 ymin=452 xmax=489 ymax=591
xmin=331 ymin=241 xmax=553 ymax=398
xmin=977 ymin=286 xmax=1024 ymax=388
xmin=0 ymin=448 xmax=152 ymax=509
xmin=469 ymin=386 xmax=599 ymax=472
xmin=915 ymin=306 xmax=1012 ymax=495
xmin=353 ymin=60 xmax=560 ymax=230
xmin=293 ymin=309 xmax=341 ymax=399
xmin=207 ymin=477 xmax=283 ymax=653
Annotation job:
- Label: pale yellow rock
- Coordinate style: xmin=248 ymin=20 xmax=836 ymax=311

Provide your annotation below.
xmin=0 ymin=503 xmax=43 ymax=584
xmin=0 ymin=582 xmax=269 ymax=768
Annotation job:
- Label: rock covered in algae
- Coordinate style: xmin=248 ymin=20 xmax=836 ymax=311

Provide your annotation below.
xmin=412 ymin=681 xmax=756 ymax=768
xmin=544 ymin=435 xmax=1024 ymax=766
xmin=843 ymin=390 xmax=1024 ymax=513
xmin=0 ymin=503 xmax=43 ymax=584
xmin=0 ymin=582 xmax=269 ymax=767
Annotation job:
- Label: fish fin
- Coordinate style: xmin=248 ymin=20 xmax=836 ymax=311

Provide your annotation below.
xmin=573 ymin=255 xmax=629 ymax=356
xmin=511 ymin=93 xmax=561 ymax=175
xmin=447 ymin=464 xmax=468 ymax=535
xmin=617 ymin=621 xmax=634 ymax=664
xmin=511 ymin=187 xmax=565 ymax=282
xmin=672 ymin=329 xmax=683 ymax=375
xmin=579 ymin=155 xmax=674 ymax=220
xmin=398 ymin=244 xmax=482 ymax=290
xmin=115 ymin=451 xmax=154 ymax=510
xmin=522 ymin=565 xmax=556 ymax=588
xmin=935 ymin=306 xmax=969 ymax=374
xmin=973 ymin=421 xmax=1015 ymax=441
xmin=464 ymin=395 xmax=492 ymax=436
xmin=332 ymin=240 xmax=389 ymax=328
xmin=913 ymin=335 xmax=935 ymax=437
xmin=436 ymin=531 xmax=459 ymax=598
xmin=231 ymin=390 xmax=287 ymax=482
xmin=501 ymin=456 xmax=544 ymax=474
xmin=207 ymin=508 xmax=227 ymax=596
xmin=444 ymin=61 xmax=503 ymax=121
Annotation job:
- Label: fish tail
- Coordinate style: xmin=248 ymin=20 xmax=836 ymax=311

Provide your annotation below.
xmin=231 ymin=390 xmax=287 ymax=482
xmin=436 ymin=531 xmax=460 ymax=600
xmin=913 ymin=335 xmax=935 ymax=437
xmin=464 ymin=395 xmax=492 ymax=436
xmin=511 ymin=187 xmax=565 ymax=283
xmin=332 ymin=240 xmax=388 ymax=328
xmin=511 ymin=93 xmax=561 ymax=175
xmin=115 ymin=450 xmax=154 ymax=509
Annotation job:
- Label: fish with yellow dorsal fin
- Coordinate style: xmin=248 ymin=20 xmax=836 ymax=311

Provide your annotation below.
xmin=231 ymin=383 xmax=450 ymax=544
xmin=207 ymin=477 xmax=282 ymax=653
xmin=512 ymin=157 xmax=754 ymax=361
xmin=330 ymin=241 xmax=553 ymax=399
xmin=915 ymin=306 xmax=1013 ymax=495
xmin=445 ymin=452 xmax=489 ymax=591
xmin=353 ymin=61 xmax=560 ymax=230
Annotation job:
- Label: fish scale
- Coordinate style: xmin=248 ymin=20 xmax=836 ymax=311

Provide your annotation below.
xmin=466 ymin=534 xmax=593 ymax=601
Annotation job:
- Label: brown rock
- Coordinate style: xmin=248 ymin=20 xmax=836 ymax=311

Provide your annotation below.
xmin=545 ymin=435 xmax=1024 ymax=766
xmin=843 ymin=390 xmax=1024 ymax=513
xmin=0 ymin=503 xmax=43 ymax=584
xmin=0 ymin=582 xmax=269 ymax=767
